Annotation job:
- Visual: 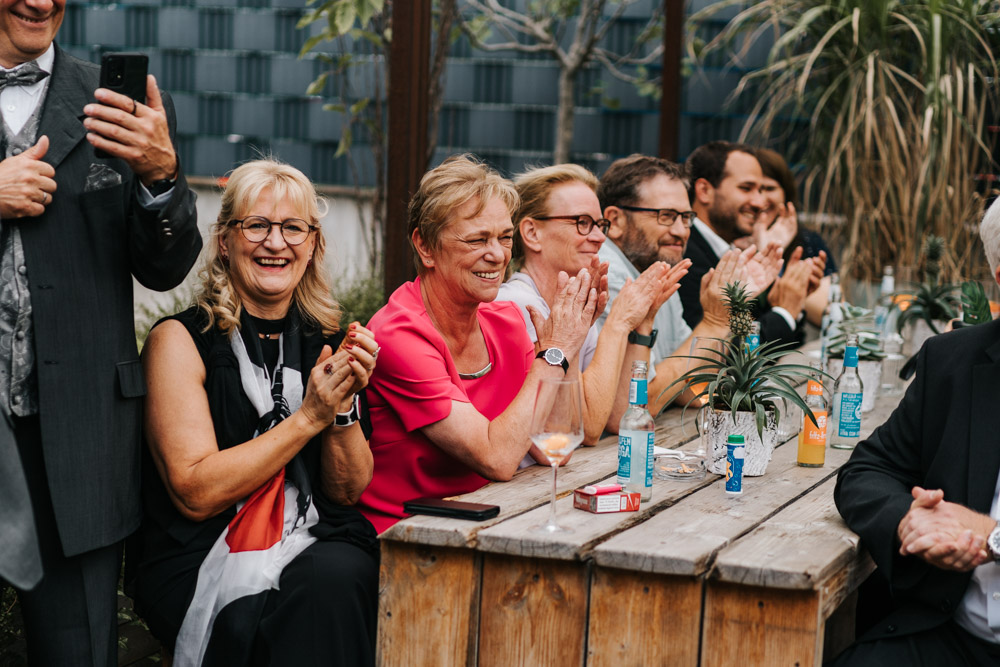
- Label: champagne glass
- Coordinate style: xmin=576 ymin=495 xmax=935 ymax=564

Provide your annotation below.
xmin=529 ymin=377 xmax=584 ymax=534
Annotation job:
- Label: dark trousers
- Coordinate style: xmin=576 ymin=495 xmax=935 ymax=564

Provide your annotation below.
xmin=828 ymin=618 xmax=1000 ymax=666
xmin=9 ymin=416 xmax=121 ymax=667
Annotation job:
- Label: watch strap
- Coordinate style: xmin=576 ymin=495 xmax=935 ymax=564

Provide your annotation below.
xmin=334 ymin=394 xmax=360 ymax=428
xmin=146 ymin=176 xmax=177 ymax=197
xmin=535 ymin=348 xmax=569 ymax=373
xmin=627 ymin=329 xmax=658 ymax=348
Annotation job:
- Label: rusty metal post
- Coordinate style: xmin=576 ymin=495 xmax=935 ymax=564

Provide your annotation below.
xmin=659 ymin=0 xmax=684 ymax=161
xmin=385 ymin=0 xmax=432 ymax=296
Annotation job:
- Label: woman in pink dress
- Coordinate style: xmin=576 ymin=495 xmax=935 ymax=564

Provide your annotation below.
xmin=357 ymin=154 xmax=603 ymax=533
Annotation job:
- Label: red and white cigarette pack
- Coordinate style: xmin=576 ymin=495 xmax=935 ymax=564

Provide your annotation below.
xmin=573 ymin=488 xmax=641 ymax=513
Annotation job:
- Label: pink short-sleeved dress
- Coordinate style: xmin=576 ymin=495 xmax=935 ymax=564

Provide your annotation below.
xmin=357 ymin=278 xmax=535 ymax=534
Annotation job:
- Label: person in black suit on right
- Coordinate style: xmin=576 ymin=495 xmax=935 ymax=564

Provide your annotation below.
xmin=830 ymin=196 xmax=1000 ymax=664
xmin=678 ymin=141 xmax=823 ymax=346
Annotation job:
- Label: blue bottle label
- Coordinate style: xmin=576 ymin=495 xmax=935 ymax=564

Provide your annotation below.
xmin=745 ymin=333 xmax=760 ymax=353
xmin=643 ymin=431 xmax=654 ymax=487
xmin=617 ymin=433 xmax=631 ymax=482
xmin=844 ymin=346 xmax=859 ymax=368
xmin=726 ymin=444 xmax=744 ymax=494
xmin=629 ymin=378 xmax=648 ymax=405
xmin=837 ymin=392 xmax=863 ymax=436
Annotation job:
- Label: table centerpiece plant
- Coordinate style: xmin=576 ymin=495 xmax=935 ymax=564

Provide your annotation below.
xmin=894 ymin=235 xmax=960 ymax=351
xmin=825 ymin=306 xmax=884 ymax=413
xmin=662 ymin=282 xmax=821 ymax=477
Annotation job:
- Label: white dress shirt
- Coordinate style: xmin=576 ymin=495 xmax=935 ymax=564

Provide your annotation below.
xmin=954 ymin=472 xmax=1000 ymax=643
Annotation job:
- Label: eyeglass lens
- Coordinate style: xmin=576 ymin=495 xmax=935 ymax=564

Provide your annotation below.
xmin=573 ymin=215 xmax=610 ymax=236
xmin=240 ymin=216 xmax=312 ymax=245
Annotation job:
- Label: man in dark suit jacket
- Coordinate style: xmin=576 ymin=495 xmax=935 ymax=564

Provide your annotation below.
xmin=678 ymin=142 xmax=819 ymax=346
xmin=0 ymin=3 xmax=201 ymax=664
xmin=833 ymin=202 xmax=1000 ymax=663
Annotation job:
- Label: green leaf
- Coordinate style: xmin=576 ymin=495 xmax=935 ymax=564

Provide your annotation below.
xmin=961 ymin=281 xmax=992 ymax=325
xmin=335 ymin=126 xmax=353 ymax=157
xmin=306 ymin=72 xmax=330 ymax=96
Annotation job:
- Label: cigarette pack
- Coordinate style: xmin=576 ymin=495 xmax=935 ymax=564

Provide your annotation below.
xmin=573 ymin=488 xmax=641 ymax=513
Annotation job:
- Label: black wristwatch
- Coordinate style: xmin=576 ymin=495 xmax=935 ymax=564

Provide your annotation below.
xmin=987 ymin=523 xmax=1000 ymax=562
xmin=334 ymin=394 xmax=360 ymax=428
xmin=146 ymin=176 xmax=176 ymax=197
xmin=628 ymin=329 xmax=658 ymax=348
xmin=535 ymin=348 xmax=569 ymax=373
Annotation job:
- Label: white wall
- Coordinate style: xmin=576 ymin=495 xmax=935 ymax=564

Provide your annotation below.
xmin=132 ymin=182 xmax=376 ymax=313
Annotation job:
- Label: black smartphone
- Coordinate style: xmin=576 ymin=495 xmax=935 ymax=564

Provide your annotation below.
xmin=403 ymin=497 xmax=500 ymax=521
xmin=96 ymin=53 xmax=148 ymax=158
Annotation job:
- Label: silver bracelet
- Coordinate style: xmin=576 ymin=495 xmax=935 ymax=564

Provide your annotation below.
xmin=334 ymin=394 xmax=360 ymax=428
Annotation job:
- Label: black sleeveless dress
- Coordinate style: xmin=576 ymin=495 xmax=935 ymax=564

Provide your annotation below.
xmin=127 ymin=306 xmax=378 ymax=666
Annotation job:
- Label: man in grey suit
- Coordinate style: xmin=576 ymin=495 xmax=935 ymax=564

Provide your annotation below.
xmin=0 ymin=1 xmax=201 ymax=664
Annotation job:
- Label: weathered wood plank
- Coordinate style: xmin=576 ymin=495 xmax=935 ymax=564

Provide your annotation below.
xmin=377 ymin=542 xmax=481 ymax=667
xmin=475 ymin=438 xmax=715 ymax=561
xmin=587 ymin=567 xmax=702 ymax=667
xmin=590 ymin=381 xmax=899 ymax=577
xmin=701 ymin=582 xmax=823 ymax=667
xmin=380 ymin=406 xmax=699 ymax=549
xmin=478 ymin=554 xmax=589 ymax=667
xmin=589 ymin=441 xmax=853 ymax=577
xmin=710 ymin=478 xmax=868 ymax=591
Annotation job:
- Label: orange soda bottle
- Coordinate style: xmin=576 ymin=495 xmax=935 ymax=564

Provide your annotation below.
xmin=797 ymin=362 xmax=828 ymax=467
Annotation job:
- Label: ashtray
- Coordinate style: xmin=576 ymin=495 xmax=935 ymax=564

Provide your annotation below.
xmin=654 ymin=449 xmax=706 ymax=481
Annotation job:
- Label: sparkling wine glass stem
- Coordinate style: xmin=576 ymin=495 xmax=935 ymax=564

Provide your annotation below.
xmin=547 ymin=463 xmax=559 ymax=529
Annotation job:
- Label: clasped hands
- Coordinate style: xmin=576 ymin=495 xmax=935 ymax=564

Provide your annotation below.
xmin=300 ymin=322 xmax=378 ymax=429
xmin=896 ymin=486 xmax=996 ymax=572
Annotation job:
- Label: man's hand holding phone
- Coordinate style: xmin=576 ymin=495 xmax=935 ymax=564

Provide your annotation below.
xmin=83 ymin=74 xmax=178 ymax=186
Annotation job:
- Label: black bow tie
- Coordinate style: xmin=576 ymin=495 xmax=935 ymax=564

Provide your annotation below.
xmin=0 ymin=62 xmax=49 ymax=91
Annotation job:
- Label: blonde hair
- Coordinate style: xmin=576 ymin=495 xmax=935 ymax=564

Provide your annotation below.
xmin=408 ymin=154 xmax=519 ymax=274
xmin=196 ymin=158 xmax=342 ymax=336
xmin=511 ymin=163 xmax=599 ymax=264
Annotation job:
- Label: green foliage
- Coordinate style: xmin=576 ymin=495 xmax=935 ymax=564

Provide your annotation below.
xmin=661 ymin=338 xmax=825 ymax=443
xmin=894 ymin=234 xmax=960 ymax=333
xmin=134 ymin=287 xmax=196 ymax=351
xmin=298 ymin=0 xmax=387 ymax=157
xmin=690 ymin=0 xmax=998 ymax=282
xmin=334 ymin=272 xmax=386 ymax=326
xmin=961 ymin=280 xmax=992 ymax=326
xmin=827 ymin=306 xmax=885 ymax=361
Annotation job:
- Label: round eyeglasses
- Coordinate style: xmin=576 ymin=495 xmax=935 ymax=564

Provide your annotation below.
xmin=229 ymin=216 xmax=317 ymax=245
xmin=534 ymin=214 xmax=611 ymax=237
xmin=618 ymin=205 xmax=696 ymax=228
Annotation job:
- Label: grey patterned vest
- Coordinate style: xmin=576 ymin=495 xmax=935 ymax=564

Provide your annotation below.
xmin=0 ymin=84 xmax=49 ymax=417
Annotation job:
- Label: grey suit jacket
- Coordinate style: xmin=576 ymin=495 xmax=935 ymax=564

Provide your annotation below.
xmin=12 ymin=46 xmax=201 ymax=558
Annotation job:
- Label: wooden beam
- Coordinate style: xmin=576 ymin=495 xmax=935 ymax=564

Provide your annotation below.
xmin=385 ymin=0 xmax=432 ymax=296
xmin=658 ymin=0 xmax=684 ymax=161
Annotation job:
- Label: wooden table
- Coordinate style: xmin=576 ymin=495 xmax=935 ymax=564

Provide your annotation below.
xmin=376 ymin=362 xmax=899 ymax=666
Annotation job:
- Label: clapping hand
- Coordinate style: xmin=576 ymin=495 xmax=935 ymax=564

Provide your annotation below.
xmin=528 ymin=268 xmax=600 ymax=361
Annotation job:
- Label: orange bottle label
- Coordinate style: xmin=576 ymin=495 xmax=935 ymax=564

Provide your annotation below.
xmin=797 ymin=409 xmax=827 ymax=466
xmin=806 ymin=379 xmax=824 ymax=395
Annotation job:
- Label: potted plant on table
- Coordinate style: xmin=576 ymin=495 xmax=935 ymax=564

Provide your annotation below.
xmin=894 ymin=235 xmax=960 ymax=352
xmin=826 ymin=306 xmax=884 ymax=413
xmin=663 ymin=283 xmax=821 ymax=477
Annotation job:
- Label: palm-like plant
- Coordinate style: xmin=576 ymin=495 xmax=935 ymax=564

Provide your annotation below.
xmin=663 ymin=282 xmax=822 ymax=441
xmin=894 ymin=235 xmax=960 ymax=334
xmin=688 ymin=0 xmax=998 ymax=283
xmin=827 ymin=306 xmax=885 ymax=361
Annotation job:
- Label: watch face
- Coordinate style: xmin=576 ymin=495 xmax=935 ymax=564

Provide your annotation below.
xmin=544 ymin=348 xmax=566 ymax=366
xmin=990 ymin=527 xmax=1000 ymax=555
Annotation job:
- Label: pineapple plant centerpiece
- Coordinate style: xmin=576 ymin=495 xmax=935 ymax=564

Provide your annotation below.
xmin=894 ymin=235 xmax=960 ymax=352
xmin=826 ymin=306 xmax=884 ymax=413
xmin=664 ymin=282 xmax=821 ymax=476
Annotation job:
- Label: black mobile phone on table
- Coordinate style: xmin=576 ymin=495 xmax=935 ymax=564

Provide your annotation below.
xmin=403 ymin=497 xmax=500 ymax=521
xmin=96 ymin=53 xmax=148 ymax=158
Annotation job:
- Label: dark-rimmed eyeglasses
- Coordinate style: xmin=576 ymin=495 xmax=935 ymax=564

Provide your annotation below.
xmin=229 ymin=216 xmax=317 ymax=245
xmin=534 ymin=214 xmax=611 ymax=236
xmin=618 ymin=205 xmax=696 ymax=228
